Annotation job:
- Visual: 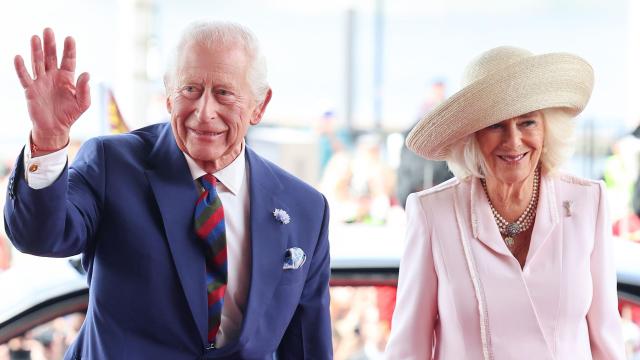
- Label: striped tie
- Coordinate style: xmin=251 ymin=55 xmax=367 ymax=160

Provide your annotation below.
xmin=194 ymin=174 xmax=228 ymax=344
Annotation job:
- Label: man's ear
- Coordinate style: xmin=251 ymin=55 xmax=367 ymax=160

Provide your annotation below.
xmin=166 ymin=96 xmax=173 ymax=114
xmin=250 ymin=88 xmax=272 ymax=126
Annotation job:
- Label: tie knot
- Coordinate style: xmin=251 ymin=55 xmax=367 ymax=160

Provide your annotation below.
xmin=199 ymin=174 xmax=217 ymax=192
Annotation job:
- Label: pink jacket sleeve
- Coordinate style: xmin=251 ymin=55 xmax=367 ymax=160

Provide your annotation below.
xmin=384 ymin=193 xmax=438 ymax=359
xmin=587 ymin=181 xmax=625 ymax=359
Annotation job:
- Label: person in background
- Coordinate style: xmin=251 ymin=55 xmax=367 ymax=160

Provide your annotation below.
xmin=320 ymin=133 xmax=396 ymax=224
xmin=385 ymin=46 xmax=624 ymax=358
xmin=349 ymin=133 xmax=396 ymax=224
xmin=614 ymin=131 xmax=640 ymax=241
xmin=4 ymin=21 xmax=332 ymax=359
xmin=317 ymin=109 xmax=351 ymax=174
xmin=396 ymin=80 xmax=452 ymax=208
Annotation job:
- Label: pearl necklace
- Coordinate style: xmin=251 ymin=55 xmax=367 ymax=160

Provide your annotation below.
xmin=480 ymin=169 xmax=539 ymax=250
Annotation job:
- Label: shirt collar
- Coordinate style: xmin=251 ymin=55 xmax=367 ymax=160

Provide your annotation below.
xmin=183 ymin=143 xmax=245 ymax=196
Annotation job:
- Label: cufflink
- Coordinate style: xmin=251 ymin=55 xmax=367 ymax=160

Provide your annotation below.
xmin=283 ymin=247 xmax=306 ymax=270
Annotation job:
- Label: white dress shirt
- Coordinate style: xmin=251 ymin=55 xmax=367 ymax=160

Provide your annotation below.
xmin=23 ymin=139 xmax=251 ymax=348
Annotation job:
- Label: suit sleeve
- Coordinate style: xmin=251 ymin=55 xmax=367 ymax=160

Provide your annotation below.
xmin=277 ymin=194 xmax=332 ymax=359
xmin=587 ymin=181 xmax=625 ymax=359
xmin=4 ymin=138 xmax=105 ymax=257
xmin=384 ymin=193 xmax=437 ymax=360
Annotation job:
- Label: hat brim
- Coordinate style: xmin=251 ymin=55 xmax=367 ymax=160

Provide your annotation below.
xmin=406 ymin=53 xmax=594 ymax=160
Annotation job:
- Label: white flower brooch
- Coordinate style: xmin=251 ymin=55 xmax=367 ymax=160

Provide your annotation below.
xmin=273 ymin=208 xmax=291 ymax=224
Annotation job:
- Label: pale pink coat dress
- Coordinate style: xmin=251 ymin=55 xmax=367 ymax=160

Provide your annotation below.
xmin=385 ymin=173 xmax=625 ymax=359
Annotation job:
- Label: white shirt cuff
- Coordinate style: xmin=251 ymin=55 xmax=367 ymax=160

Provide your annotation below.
xmin=23 ymin=135 xmax=68 ymax=190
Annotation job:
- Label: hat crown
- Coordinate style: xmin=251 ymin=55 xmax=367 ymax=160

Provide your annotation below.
xmin=461 ymin=46 xmax=533 ymax=87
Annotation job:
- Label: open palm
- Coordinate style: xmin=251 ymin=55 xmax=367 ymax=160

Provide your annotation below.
xmin=15 ymin=28 xmax=90 ymax=148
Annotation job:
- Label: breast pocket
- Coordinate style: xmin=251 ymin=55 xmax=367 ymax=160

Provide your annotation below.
xmin=277 ymin=263 xmax=308 ymax=286
xmin=277 ymin=246 xmax=309 ymax=286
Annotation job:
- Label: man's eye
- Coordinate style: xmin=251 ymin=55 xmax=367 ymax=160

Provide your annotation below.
xmin=217 ymin=89 xmax=231 ymax=96
xmin=184 ymin=85 xmax=201 ymax=93
xmin=180 ymin=85 xmax=202 ymax=98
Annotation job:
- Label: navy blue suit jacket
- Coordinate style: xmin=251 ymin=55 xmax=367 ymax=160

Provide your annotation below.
xmin=4 ymin=123 xmax=332 ymax=359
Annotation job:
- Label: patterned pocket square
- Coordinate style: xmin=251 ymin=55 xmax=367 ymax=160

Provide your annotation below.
xmin=283 ymin=247 xmax=306 ymax=270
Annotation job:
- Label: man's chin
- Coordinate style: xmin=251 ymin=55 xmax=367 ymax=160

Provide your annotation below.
xmin=191 ymin=153 xmax=221 ymax=163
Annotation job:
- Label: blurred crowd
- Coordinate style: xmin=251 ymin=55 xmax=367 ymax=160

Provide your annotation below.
xmin=330 ymin=286 xmax=395 ymax=360
xmin=606 ymin=131 xmax=640 ymax=243
xmin=318 ymin=81 xmax=452 ymax=227
xmin=0 ymin=314 xmax=84 ymax=360
xmin=603 ymin=130 xmax=640 ymax=359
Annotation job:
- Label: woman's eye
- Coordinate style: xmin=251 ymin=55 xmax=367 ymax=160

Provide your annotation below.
xmin=520 ymin=120 xmax=537 ymax=127
xmin=487 ymin=123 xmax=502 ymax=130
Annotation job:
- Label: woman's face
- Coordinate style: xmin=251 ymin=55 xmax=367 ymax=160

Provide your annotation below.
xmin=475 ymin=111 xmax=545 ymax=186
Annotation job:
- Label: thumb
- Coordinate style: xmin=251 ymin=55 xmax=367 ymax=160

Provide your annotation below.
xmin=76 ymin=72 xmax=91 ymax=112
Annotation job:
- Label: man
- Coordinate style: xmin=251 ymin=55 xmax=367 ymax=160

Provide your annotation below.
xmin=4 ymin=21 xmax=332 ymax=359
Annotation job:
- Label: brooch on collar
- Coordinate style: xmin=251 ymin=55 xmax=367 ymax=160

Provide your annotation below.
xmin=273 ymin=208 xmax=291 ymax=224
xmin=563 ymin=200 xmax=573 ymax=217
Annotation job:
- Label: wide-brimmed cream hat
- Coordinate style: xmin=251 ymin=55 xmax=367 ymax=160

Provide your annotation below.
xmin=406 ymin=46 xmax=594 ymax=160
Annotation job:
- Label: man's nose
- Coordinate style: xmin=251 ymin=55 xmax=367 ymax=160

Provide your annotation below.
xmin=197 ymin=91 xmax=218 ymax=121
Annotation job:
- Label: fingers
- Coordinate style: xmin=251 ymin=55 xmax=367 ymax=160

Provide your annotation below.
xmin=30 ymin=35 xmax=45 ymax=78
xmin=14 ymin=55 xmax=33 ymax=89
xmin=59 ymin=36 xmax=76 ymax=73
xmin=76 ymin=72 xmax=91 ymax=111
xmin=19 ymin=29 xmax=81 ymax=93
xmin=43 ymin=28 xmax=58 ymax=72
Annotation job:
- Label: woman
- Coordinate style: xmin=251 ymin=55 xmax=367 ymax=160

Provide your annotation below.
xmin=385 ymin=46 xmax=625 ymax=359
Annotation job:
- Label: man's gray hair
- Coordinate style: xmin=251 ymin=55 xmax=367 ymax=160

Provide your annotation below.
xmin=446 ymin=107 xmax=577 ymax=179
xmin=163 ymin=20 xmax=269 ymax=101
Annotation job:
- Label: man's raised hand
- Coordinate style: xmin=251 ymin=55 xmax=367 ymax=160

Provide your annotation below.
xmin=15 ymin=28 xmax=91 ymax=153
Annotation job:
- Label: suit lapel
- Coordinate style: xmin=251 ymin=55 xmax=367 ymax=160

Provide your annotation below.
xmin=526 ymin=174 xmax=559 ymax=266
xmin=144 ymin=138 xmax=291 ymax=346
xmin=239 ymin=147 xmax=287 ymax=342
xmin=524 ymin=174 xmax=562 ymax=354
xmin=144 ymin=124 xmax=208 ymax=345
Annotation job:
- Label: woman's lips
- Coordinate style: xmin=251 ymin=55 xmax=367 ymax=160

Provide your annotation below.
xmin=498 ymin=152 xmax=527 ymax=163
